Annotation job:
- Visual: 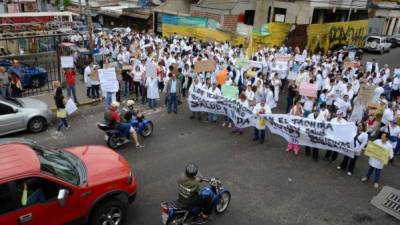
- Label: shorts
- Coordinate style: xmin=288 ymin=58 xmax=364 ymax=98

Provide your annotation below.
xmin=118 ymin=123 xmax=131 ymax=138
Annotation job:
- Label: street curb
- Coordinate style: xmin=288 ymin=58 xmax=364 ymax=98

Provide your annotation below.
xmin=50 ymin=99 xmax=101 ymax=112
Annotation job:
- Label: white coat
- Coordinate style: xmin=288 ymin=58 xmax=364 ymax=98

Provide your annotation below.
xmin=368 ymin=139 xmax=393 ymax=169
xmin=146 ymin=77 xmax=160 ymax=100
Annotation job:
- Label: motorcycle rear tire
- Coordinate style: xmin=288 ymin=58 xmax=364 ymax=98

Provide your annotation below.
xmin=214 ymin=191 xmax=231 ymax=214
xmin=166 ymin=216 xmax=184 ymax=225
xmin=107 ymin=134 xmax=120 ymax=149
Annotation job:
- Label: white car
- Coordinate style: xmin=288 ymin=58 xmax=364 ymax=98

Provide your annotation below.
xmin=364 ymin=36 xmax=391 ymax=54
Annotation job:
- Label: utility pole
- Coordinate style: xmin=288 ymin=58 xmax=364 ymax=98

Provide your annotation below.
xmin=347 ymin=0 xmax=353 ymax=22
xmin=85 ymin=0 xmax=94 ymax=52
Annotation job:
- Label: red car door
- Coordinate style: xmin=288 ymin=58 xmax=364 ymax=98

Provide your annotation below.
xmin=0 ymin=182 xmax=19 ymax=225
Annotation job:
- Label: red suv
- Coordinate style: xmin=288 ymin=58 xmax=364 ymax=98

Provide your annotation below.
xmin=0 ymin=139 xmax=137 ymax=225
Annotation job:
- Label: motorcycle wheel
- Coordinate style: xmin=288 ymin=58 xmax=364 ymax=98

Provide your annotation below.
xmin=215 ymin=191 xmax=231 ymax=214
xmin=141 ymin=122 xmax=153 ymax=137
xmin=107 ymin=134 xmax=120 ymax=149
xmin=166 ymin=216 xmax=184 ymax=225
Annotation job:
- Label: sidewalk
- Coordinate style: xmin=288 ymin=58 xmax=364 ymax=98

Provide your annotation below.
xmin=32 ymin=80 xmax=95 ymax=110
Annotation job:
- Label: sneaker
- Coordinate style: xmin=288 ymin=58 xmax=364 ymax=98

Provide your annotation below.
xmin=228 ymin=123 xmax=232 ymax=128
xmin=136 ymin=144 xmax=145 ymax=149
xmin=66 ymin=125 xmax=71 ymax=130
xmin=374 ymin=182 xmax=379 ymax=189
xmin=361 ymin=177 xmax=368 ymax=182
xmin=222 ymin=122 xmax=226 ymax=127
xmin=336 ymin=166 xmax=341 ymax=170
xmin=347 ymin=172 xmax=352 ymax=176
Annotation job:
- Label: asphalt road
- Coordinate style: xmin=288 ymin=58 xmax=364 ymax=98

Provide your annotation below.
xmin=10 ymin=50 xmax=400 ymax=225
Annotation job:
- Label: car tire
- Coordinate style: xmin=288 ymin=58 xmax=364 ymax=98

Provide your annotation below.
xmin=89 ymin=198 xmax=128 ymax=225
xmin=28 ymin=117 xmax=46 ymax=133
xmin=31 ymin=77 xmax=41 ymax=88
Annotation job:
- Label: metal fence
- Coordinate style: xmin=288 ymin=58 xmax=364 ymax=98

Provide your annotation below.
xmin=0 ymin=51 xmax=62 ymax=97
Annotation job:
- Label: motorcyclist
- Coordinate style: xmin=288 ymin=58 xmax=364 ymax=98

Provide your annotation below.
xmin=177 ymin=163 xmax=212 ymax=220
xmin=123 ymin=100 xmax=144 ymax=122
xmin=104 ymin=101 xmax=144 ymax=149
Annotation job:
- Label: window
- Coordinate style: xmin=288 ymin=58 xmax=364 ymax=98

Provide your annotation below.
xmin=0 ymin=183 xmax=17 ymax=215
xmin=273 ymin=7 xmax=287 ymax=23
xmin=367 ymin=37 xmax=381 ymax=43
xmin=0 ymin=103 xmax=14 ymax=115
xmin=244 ymin=10 xmax=255 ymax=26
xmin=16 ymin=178 xmax=61 ymax=207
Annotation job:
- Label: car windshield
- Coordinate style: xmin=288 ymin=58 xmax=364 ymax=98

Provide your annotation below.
xmin=367 ymin=37 xmax=380 ymax=43
xmin=32 ymin=146 xmax=82 ymax=185
xmin=0 ymin=96 xmax=23 ymax=107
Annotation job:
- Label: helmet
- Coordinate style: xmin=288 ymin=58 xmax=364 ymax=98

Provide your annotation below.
xmin=126 ymin=100 xmax=135 ymax=107
xmin=110 ymin=101 xmax=120 ymax=108
xmin=185 ymin=163 xmax=198 ymax=178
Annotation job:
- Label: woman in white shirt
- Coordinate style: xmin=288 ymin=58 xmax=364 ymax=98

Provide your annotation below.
xmin=338 ymin=123 xmax=368 ymax=176
xmin=207 ymin=84 xmax=221 ymax=123
xmin=132 ymin=65 xmax=143 ymax=100
xmin=361 ymin=132 xmax=394 ymax=189
xmin=271 ymin=73 xmax=282 ymax=102
xmin=252 ymin=99 xmax=271 ymax=144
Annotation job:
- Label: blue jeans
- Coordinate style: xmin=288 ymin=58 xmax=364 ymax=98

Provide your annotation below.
xmin=366 ymin=166 xmax=381 ymax=183
xmin=118 ymin=123 xmax=131 ymax=138
xmin=57 ymin=118 xmax=69 ymax=131
xmin=148 ymin=99 xmax=158 ymax=109
xmin=224 ymin=116 xmax=231 ymax=123
xmin=123 ymin=81 xmax=129 ymax=96
xmin=167 ymin=93 xmax=177 ymax=113
xmin=106 ymin=92 xmax=113 ymax=109
xmin=208 ymin=113 xmax=217 ymax=122
xmin=304 ymin=110 xmax=311 ymax=118
xmin=0 ymin=85 xmax=8 ymax=96
xmin=67 ymin=85 xmax=78 ymax=103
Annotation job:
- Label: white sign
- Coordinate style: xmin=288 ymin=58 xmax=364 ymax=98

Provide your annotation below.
xmin=394 ymin=68 xmax=400 ymax=76
xmin=366 ymin=62 xmax=372 ymax=72
xmin=61 ymin=56 xmax=74 ymax=68
xmin=294 ymin=54 xmax=306 ymax=63
xmin=348 ymin=51 xmax=356 ymax=61
xmin=248 ymin=60 xmax=263 ymax=69
xmin=65 ymin=98 xmax=78 ymax=115
xmin=273 ymin=60 xmax=289 ymax=72
xmin=188 ymin=86 xmax=358 ymax=157
xmin=99 ymin=68 xmax=119 ymax=92
xmin=145 ymin=61 xmax=157 ymax=78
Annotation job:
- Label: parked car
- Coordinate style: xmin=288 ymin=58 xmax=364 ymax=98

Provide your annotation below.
xmin=94 ymin=27 xmax=111 ymax=35
xmin=92 ymin=22 xmax=102 ymax=30
xmin=388 ymin=34 xmax=400 ymax=48
xmin=0 ymin=139 xmax=137 ymax=225
xmin=364 ymin=36 xmax=391 ymax=54
xmin=332 ymin=44 xmax=364 ymax=60
xmin=0 ymin=96 xmax=52 ymax=135
xmin=111 ymin=27 xmax=127 ymax=34
xmin=0 ymin=60 xmax=48 ymax=88
xmin=73 ymin=25 xmax=88 ymax=35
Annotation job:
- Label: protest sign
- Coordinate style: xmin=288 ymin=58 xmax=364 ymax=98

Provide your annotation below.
xmin=299 ymin=82 xmax=317 ymax=97
xmin=236 ymin=58 xmax=248 ymax=69
xmin=274 ymin=55 xmax=291 ymax=61
xmin=343 ymin=61 xmax=353 ymax=69
xmin=188 ymin=86 xmax=357 ymax=157
xmin=294 ymin=54 xmax=306 ymax=62
xmin=145 ymin=61 xmax=157 ymax=78
xmin=61 ymin=56 xmax=74 ymax=68
xmin=395 ymin=68 xmax=400 ymax=76
xmin=248 ymin=60 xmax=263 ymax=69
xmin=348 ymin=51 xmax=356 ymax=61
xmin=247 ymin=70 xmax=257 ymax=77
xmin=357 ymin=84 xmax=375 ymax=106
xmin=221 ymin=85 xmax=239 ymax=99
xmin=194 ymin=60 xmax=216 ymax=73
xmin=171 ymin=63 xmax=179 ymax=75
xmin=99 ymin=68 xmax=119 ymax=92
xmin=273 ymin=60 xmax=288 ymax=72
xmin=365 ymin=141 xmax=390 ymax=165
xmin=65 ymin=99 xmax=78 ymax=115
xmin=366 ymin=62 xmax=372 ymax=72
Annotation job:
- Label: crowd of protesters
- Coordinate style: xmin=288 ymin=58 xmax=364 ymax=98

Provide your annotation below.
xmin=1 ymin=27 xmax=398 ymax=189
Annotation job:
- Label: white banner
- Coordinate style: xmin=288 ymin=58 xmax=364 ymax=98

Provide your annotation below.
xmin=99 ymin=68 xmax=119 ymax=93
xmin=61 ymin=56 xmax=74 ymax=68
xmin=189 ymin=86 xmax=357 ymax=157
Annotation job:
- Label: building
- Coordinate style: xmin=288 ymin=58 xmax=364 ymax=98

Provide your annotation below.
xmin=368 ymin=0 xmax=400 ymax=35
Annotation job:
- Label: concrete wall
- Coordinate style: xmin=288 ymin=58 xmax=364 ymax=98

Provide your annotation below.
xmin=266 ymin=1 xmax=313 ymax=24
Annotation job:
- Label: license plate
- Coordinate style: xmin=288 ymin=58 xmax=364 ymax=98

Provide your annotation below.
xmin=161 ymin=213 xmax=168 ymax=224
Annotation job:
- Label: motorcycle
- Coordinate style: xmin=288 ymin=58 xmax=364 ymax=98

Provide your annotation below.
xmin=97 ymin=116 xmax=153 ymax=149
xmin=161 ymin=177 xmax=231 ymax=225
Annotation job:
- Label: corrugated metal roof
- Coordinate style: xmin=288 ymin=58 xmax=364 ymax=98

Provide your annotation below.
xmin=195 ymin=0 xmax=238 ymax=10
xmin=153 ymin=0 xmax=191 ymax=16
xmin=0 ymin=144 xmax=40 ymax=180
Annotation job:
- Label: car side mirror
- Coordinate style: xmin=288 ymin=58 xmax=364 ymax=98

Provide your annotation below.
xmin=57 ymin=189 xmax=68 ymax=207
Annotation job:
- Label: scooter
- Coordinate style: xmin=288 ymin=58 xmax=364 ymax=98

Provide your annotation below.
xmin=97 ymin=116 xmax=153 ymax=149
xmin=161 ymin=177 xmax=231 ymax=225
